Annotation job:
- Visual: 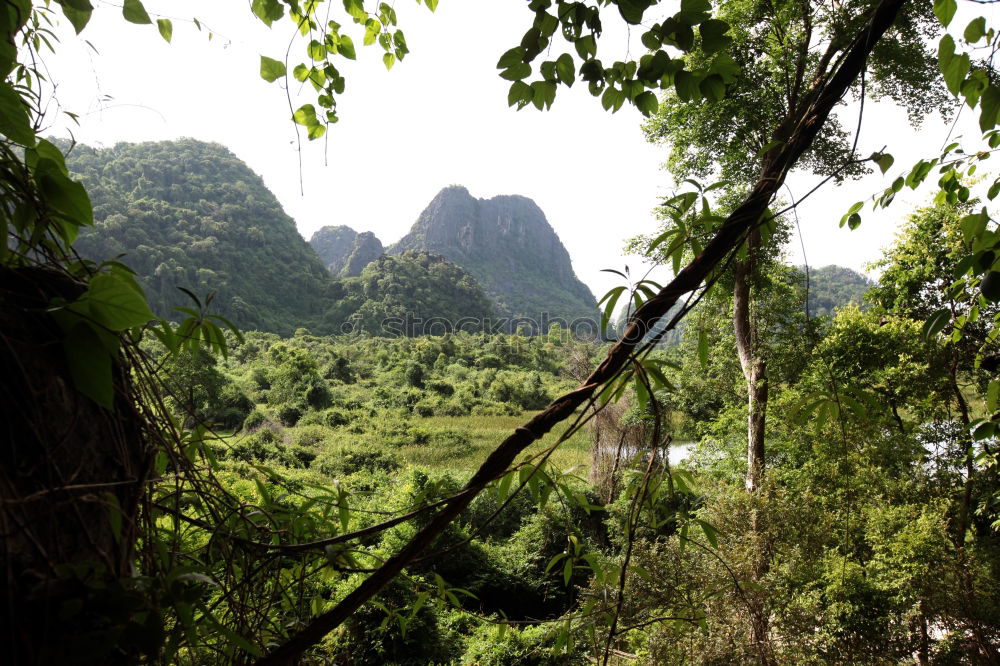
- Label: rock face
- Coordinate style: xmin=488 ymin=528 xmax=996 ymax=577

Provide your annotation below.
xmin=310 ymin=227 xmax=385 ymax=278
xmin=389 ymin=186 xmax=597 ymax=328
xmin=340 ymin=232 xmax=384 ymax=277
xmin=310 ymin=225 xmax=359 ymax=274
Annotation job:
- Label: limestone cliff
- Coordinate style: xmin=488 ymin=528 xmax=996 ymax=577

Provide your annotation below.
xmin=389 ymin=186 xmax=597 ymax=327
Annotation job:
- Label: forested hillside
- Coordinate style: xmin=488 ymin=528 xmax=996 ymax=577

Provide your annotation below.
xmin=65 ymin=139 xmax=336 ymax=334
xmin=322 ymin=250 xmax=496 ymax=334
xmin=805 ymin=264 xmax=872 ymax=316
xmin=64 ymin=141 xmax=519 ymax=336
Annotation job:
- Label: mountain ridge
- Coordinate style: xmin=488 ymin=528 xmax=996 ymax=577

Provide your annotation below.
xmin=311 ymin=185 xmax=599 ymax=330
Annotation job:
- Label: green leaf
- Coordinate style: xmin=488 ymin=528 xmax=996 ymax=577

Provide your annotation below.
xmin=617 ymin=0 xmax=647 ymax=24
xmin=338 ymin=35 xmax=357 ymax=60
xmin=545 ymin=552 xmax=566 ymax=574
xmin=697 ymin=519 xmax=719 ymax=549
xmin=383 ymin=53 xmax=395 ymax=70
xmin=343 ymin=0 xmax=367 ymax=21
xmin=0 ymin=82 xmax=34 ymax=145
xmin=307 ymin=39 xmax=327 ymax=61
xmin=641 ymin=29 xmax=661 ymax=50
xmin=961 ymin=69 xmax=988 ymax=109
xmin=599 ymin=285 xmax=626 ymax=335
xmin=699 ymin=19 xmax=731 ymax=55
xmin=965 ymin=16 xmax=987 ymax=43
xmin=922 ymin=308 xmax=952 ymax=340
xmin=424 ymin=0 xmax=438 ymax=11
xmin=122 ymin=0 xmax=152 ymax=25
xmin=58 ymin=2 xmax=93 ymax=34
xmin=555 ymin=53 xmax=575 ymax=86
xmin=699 ymin=74 xmax=725 ymax=102
xmin=934 ymin=0 xmax=957 ymax=27
xmin=635 ymin=90 xmax=658 ymax=117
xmin=982 ymin=271 xmax=1000 ymax=302
xmin=988 ymin=379 xmax=1000 ymax=412
xmin=83 ymin=273 xmax=155 ymax=330
xmin=35 ymin=158 xmax=93 ymax=226
xmin=500 ymin=62 xmax=530 ymax=81
xmin=980 ymin=84 xmax=1000 ymax=132
xmin=873 ymin=152 xmax=894 ymax=174
xmin=601 ymin=86 xmax=625 ymax=112
xmin=674 ymin=70 xmax=698 ymax=102
xmin=251 ymin=0 xmax=284 ymax=25
xmin=497 ymin=46 xmax=526 ymax=69
xmin=156 ymin=18 xmax=172 ymax=42
xmin=260 ymin=55 xmax=286 ymax=82
xmin=507 ymin=80 xmax=532 ymax=108
xmin=574 ymin=34 xmax=596 ymax=60
xmin=63 ymin=321 xmax=114 ymax=409
xmin=944 ymin=52 xmax=970 ymax=97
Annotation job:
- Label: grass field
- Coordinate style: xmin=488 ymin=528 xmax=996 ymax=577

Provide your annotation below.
xmin=395 ymin=411 xmax=593 ymax=475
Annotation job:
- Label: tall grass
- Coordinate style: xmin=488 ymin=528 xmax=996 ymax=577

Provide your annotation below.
xmin=396 ymin=411 xmax=592 ymax=474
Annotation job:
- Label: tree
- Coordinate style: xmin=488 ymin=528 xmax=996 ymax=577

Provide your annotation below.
xmin=4 ymin=0 xmax=992 ymax=663
xmin=642 ymin=0 xmax=945 ymax=496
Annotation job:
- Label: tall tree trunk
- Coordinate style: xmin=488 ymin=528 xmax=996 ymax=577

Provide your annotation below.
xmin=948 ymin=353 xmax=1000 ymax=662
xmin=0 ymin=267 xmax=151 ymax=665
xmin=733 ymin=230 xmax=768 ymax=493
xmin=733 ymin=231 xmax=773 ymax=662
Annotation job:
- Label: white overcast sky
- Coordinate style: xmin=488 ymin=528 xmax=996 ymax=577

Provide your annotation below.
xmin=38 ymin=0 xmax=990 ymax=300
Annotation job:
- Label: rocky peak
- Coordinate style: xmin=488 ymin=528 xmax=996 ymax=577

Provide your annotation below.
xmin=388 ymin=186 xmax=596 ymax=325
xmin=340 ymin=232 xmax=384 ymax=277
xmin=309 ymin=225 xmax=358 ymax=274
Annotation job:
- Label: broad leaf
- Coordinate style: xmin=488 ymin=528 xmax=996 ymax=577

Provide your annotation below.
xmin=122 ymin=0 xmax=152 ymax=25
xmin=260 ymin=55 xmax=286 ymax=82
xmin=0 ymin=82 xmax=34 ymax=145
xmin=156 ymin=18 xmax=172 ymax=43
xmin=84 ymin=273 xmax=155 ymax=330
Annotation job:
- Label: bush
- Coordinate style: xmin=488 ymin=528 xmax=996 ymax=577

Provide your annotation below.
xmin=305 ymin=380 xmax=333 ymax=409
xmin=289 ymin=425 xmax=327 ymax=448
xmin=242 ymin=408 xmax=267 ymax=431
xmin=277 ymin=404 xmax=303 ymax=427
xmin=426 ymin=380 xmax=455 ymax=397
xmin=414 ymin=399 xmax=437 ymax=417
xmin=317 ymin=445 xmax=402 ymax=477
xmin=288 ymin=445 xmax=317 ymax=467
xmin=461 ymin=623 xmax=588 ymax=665
xmin=323 ymin=408 xmax=351 ymax=427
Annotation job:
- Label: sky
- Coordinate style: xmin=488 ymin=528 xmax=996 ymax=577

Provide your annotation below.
xmin=39 ymin=0 xmax=990 ymax=302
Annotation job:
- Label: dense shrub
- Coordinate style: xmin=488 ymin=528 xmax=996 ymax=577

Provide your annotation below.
xmin=277 ymin=404 xmax=303 ymax=426
xmin=316 ymin=446 xmax=403 ymax=477
xmin=242 ymin=408 xmax=267 ymax=431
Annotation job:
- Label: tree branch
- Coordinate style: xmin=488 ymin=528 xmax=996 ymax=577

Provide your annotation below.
xmin=251 ymin=0 xmax=909 ymax=662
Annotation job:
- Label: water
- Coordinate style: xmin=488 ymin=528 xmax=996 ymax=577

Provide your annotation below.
xmin=598 ymin=440 xmax=694 ymax=466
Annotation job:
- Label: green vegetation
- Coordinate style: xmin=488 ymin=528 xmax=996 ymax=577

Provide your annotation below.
xmin=6 ymin=0 xmax=1000 ymax=664
xmin=324 ymin=250 xmax=497 ymax=335
xmin=65 ymin=139 xmax=335 ymax=334
xmin=805 ymin=264 xmax=872 ymax=317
